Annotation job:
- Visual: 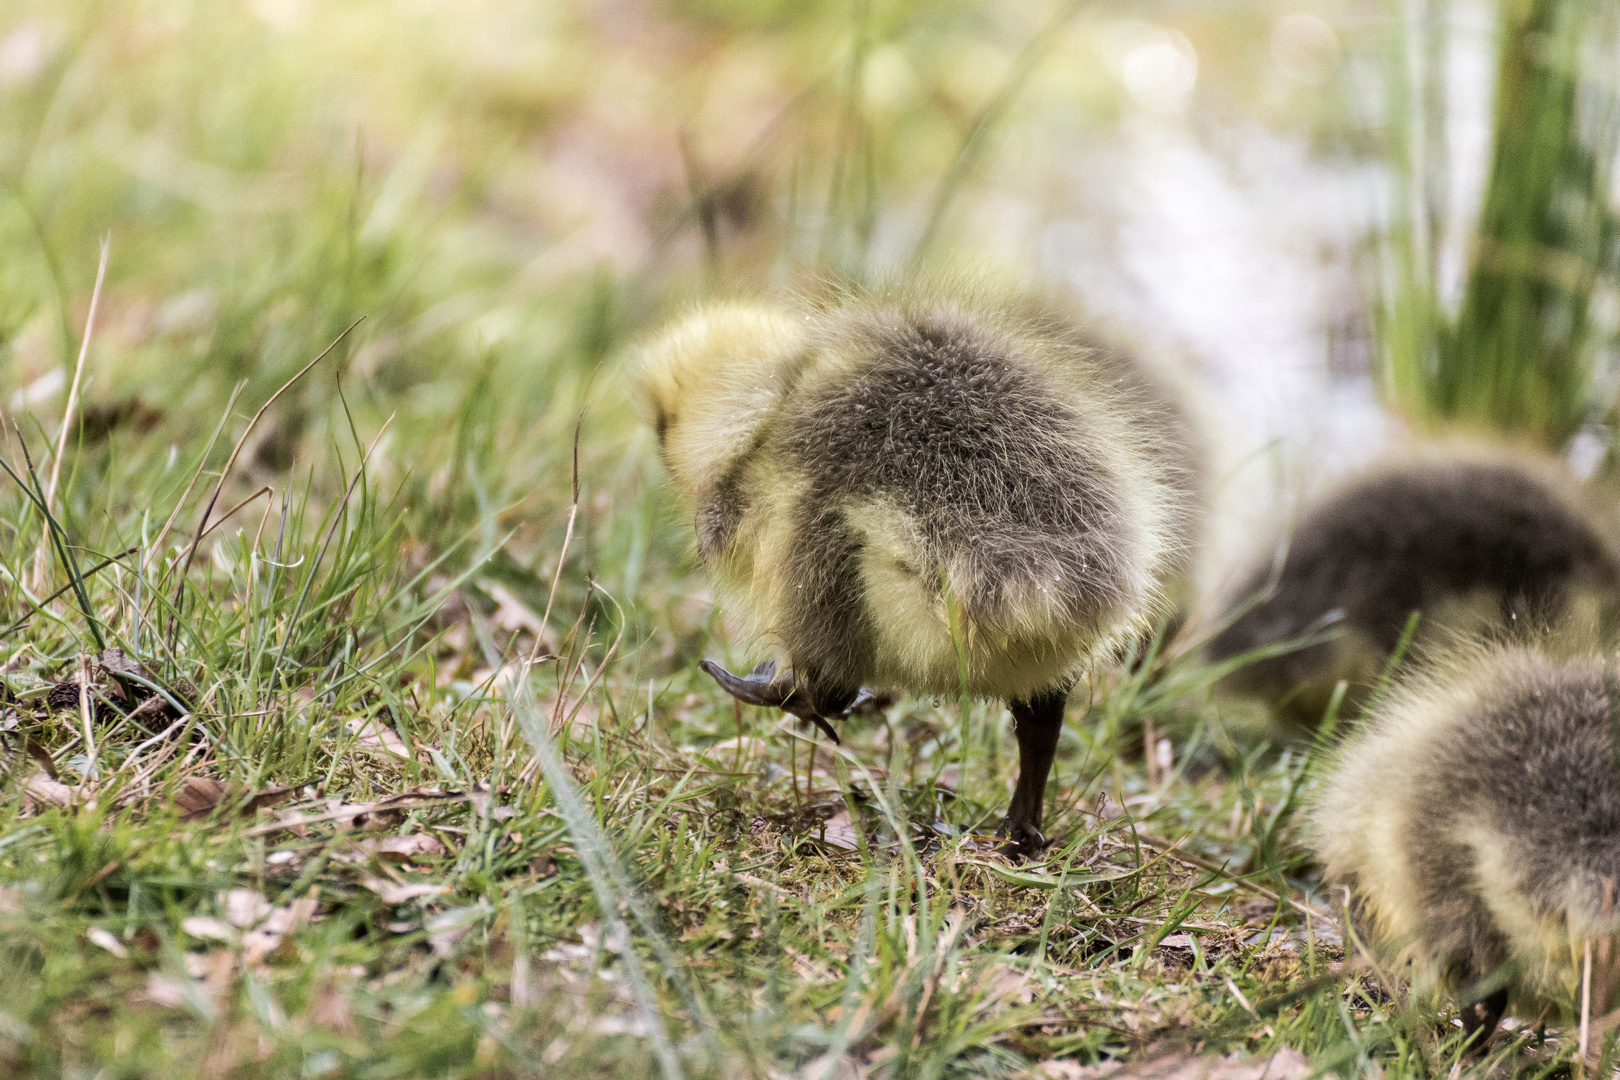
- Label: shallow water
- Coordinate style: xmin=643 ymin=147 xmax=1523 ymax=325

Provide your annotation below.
xmin=1022 ymin=4 xmax=1499 ymax=607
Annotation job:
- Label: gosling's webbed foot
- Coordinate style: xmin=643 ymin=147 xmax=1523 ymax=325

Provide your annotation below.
xmin=699 ymin=658 xmax=799 ymax=709
xmin=698 ymin=659 xmax=879 ymax=745
xmin=996 ymin=816 xmax=1047 ymax=861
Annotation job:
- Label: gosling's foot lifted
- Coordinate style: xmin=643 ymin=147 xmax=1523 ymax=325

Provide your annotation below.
xmin=699 ymin=659 xmax=880 ymax=745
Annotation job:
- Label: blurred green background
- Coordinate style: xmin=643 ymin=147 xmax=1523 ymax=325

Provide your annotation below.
xmin=2 ymin=0 xmax=1614 ymax=619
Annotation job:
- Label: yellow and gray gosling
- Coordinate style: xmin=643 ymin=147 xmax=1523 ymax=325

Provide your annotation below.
xmin=1206 ymin=449 xmax=1620 ymax=724
xmin=1314 ymin=642 xmax=1620 ymax=1052
xmin=634 ymin=281 xmax=1199 ymax=853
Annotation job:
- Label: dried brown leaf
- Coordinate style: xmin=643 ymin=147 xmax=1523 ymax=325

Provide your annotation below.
xmin=86 ymin=926 xmax=128 ymax=958
xmin=361 ymin=878 xmax=447 ymax=904
xmin=24 ymin=771 xmax=73 ymax=807
xmin=1036 ymin=1065 xmax=1090 ymax=1080
xmin=483 ymin=580 xmax=546 ymax=636
xmin=325 ymin=799 xmax=391 ymax=830
xmin=1056 ymin=1048 xmax=1315 ymax=1080
xmin=174 ymin=778 xmax=296 ymax=822
xmin=183 ymin=949 xmax=236 ymax=985
xmin=701 ymin=736 xmax=767 ymax=767
xmin=310 ymin=982 xmax=356 ymax=1033
xmin=223 ymin=889 xmax=271 ymax=929
xmin=979 ymin=963 xmax=1034 ymax=1007
xmin=771 ymin=1051 xmax=867 ymax=1080
xmin=346 ymin=717 xmax=411 ymax=759
xmin=373 ymin=833 xmax=447 ymax=861
xmin=467 ymin=664 xmax=535 ymax=714
xmin=174 ymin=777 xmax=227 ymax=819
xmin=180 ymin=916 xmax=233 ymax=942
xmin=21 ymin=737 xmax=56 ymax=779
xmin=815 ymin=810 xmax=860 ymax=852
xmin=425 ymin=905 xmax=482 ymax=956
xmin=237 ymin=787 xmax=483 ymax=839
xmin=143 ymin=974 xmax=191 ymax=1009
xmin=243 ymin=893 xmax=318 ymax=964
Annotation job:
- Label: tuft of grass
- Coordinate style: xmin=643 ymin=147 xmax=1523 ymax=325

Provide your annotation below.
xmin=1376 ymin=0 xmax=1620 ymax=450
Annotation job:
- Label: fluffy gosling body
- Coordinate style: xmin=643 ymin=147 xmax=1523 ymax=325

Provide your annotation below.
xmin=636 ymin=281 xmax=1199 ymax=851
xmin=1314 ymin=643 xmax=1620 ymax=1049
xmin=1207 ymin=450 xmax=1620 ymax=724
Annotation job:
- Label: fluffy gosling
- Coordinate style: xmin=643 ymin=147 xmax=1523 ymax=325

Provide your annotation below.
xmin=1206 ymin=449 xmax=1620 ymax=724
xmin=635 ymin=281 xmax=1199 ymax=853
xmin=1314 ymin=642 xmax=1620 ymax=1053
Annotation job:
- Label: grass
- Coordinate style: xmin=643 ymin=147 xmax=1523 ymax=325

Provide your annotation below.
xmin=1375 ymin=0 xmax=1620 ymax=451
xmin=0 ymin=0 xmax=1611 ymax=1077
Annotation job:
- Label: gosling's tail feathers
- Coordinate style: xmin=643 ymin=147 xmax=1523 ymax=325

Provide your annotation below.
xmin=1314 ymin=643 xmax=1620 ymax=1013
xmin=784 ymin=290 xmax=1196 ymax=694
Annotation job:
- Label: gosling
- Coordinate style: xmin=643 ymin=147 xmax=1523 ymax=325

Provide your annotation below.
xmin=1314 ymin=642 xmax=1620 ymax=1052
xmin=635 ymin=280 xmax=1200 ymax=853
xmin=1206 ymin=449 xmax=1620 ymax=725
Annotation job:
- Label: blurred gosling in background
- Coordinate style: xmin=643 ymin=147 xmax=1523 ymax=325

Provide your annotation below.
xmin=635 ymin=279 xmax=1201 ymax=853
xmin=1206 ymin=448 xmax=1620 ymax=726
xmin=1314 ymin=642 xmax=1620 ymax=1056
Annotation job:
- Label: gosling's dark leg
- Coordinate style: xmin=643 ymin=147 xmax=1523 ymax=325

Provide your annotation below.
xmin=699 ymin=659 xmax=877 ymax=744
xmin=1000 ymin=687 xmax=1069 ymax=858
xmin=1458 ymin=985 xmax=1507 ymax=1055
